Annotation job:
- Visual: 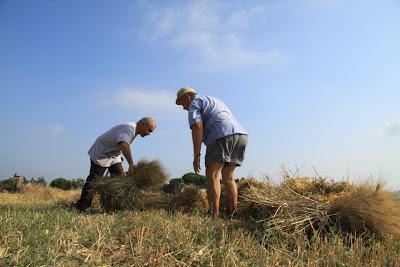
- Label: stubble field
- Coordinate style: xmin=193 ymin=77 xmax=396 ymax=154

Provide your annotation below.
xmin=1 ymin=184 xmax=400 ymax=266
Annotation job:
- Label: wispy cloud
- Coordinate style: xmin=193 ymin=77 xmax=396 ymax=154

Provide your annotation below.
xmin=305 ymin=0 xmax=344 ymax=9
xmin=379 ymin=119 xmax=400 ymax=138
xmin=101 ymin=89 xmax=180 ymax=117
xmin=143 ymin=0 xmax=281 ymax=69
xmin=35 ymin=124 xmax=64 ymax=138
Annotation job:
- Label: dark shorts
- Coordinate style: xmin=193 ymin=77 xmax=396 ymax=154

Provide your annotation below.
xmin=205 ymin=134 xmax=248 ymax=167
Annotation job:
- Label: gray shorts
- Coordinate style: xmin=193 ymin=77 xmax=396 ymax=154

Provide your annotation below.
xmin=205 ymin=134 xmax=248 ymax=167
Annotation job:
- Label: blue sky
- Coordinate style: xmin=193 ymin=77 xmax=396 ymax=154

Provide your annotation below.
xmin=1 ymin=0 xmax=400 ymax=188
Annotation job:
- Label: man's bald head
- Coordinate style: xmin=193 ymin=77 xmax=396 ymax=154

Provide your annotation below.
xmin=137 ymin=117 xmax=156 ymax=137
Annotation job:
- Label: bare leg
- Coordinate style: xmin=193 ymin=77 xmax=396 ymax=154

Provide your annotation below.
xmin=222 ymin=164 xmax=238 ymax=216
xmin=206 ymin=163 xmax=224 ymax=218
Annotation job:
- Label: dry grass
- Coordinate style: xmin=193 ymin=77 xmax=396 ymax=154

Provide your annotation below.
xmin=93 ymin=181 xmax=208 ymax=214
xmin=328 ymin=185 xmax=400 ymax=236
xmin=283 ymin=176 xmax=352 ymax=198
xmin=91 ymin=160 xmax=208 ymax=214
xmin=237 ymin=177 xmax=400 ymax=238
xmin=92 ymin=160 xmax=169 ymax=211
xmin=238 ymin=177 xmax=330 ymax=236
xmin=169 ymin=185 xmax=209 ymax=213
xmin=93 ymin=166 xmax=400 ymax=239
xmin=1 ymin=181 xmax=400 ymax=266
xmin=0 ymin=184 xmax=80 ymax=206
xmin=92 ymin=176 xmax=143 ymax=211
xmin=129 ymin=159 xmax=169 ymax=190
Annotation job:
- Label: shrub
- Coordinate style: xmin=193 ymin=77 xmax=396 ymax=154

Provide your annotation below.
xmin=162 ymin=183 xmax=184 ymax=194
xmin=0 ymin=178 xmax=18 ymax=192
xmin=71 ymin=178 xmax=85 ymax=189
xmin=182 ymin=172 xmax=206 ymax=188
xmin=50 ymin=178 xmax=72 ymax=190
xmin=169 ymin=178 xmax=184 ymax=185
xmin=32 ymin=177 xmax=47 ymax=187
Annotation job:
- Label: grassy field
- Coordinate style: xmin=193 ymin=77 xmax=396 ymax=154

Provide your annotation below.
xmin=1 ymin=185 xmax=400 ymax=266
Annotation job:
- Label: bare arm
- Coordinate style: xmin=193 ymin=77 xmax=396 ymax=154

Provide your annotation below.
xmin=191 ymin=122 xmax=203 ymax=173
xmin=119 ymin=141 xmax=136 ymax=175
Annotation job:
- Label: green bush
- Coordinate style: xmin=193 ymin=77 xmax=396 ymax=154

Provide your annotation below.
xmin=0 ymin=178 xmax=18 ymax=192
xmin=71 ymin=178 xmax=85 ymax=189
xmin=50 ymin=178 xmax=72 ymax=190
xmin=182 ymin=172 xmax=206 ymax=188
xmin=169 ymin=178 xmax=184 ymax=185
xmin=32 ymin=177 xmax=47 ymax=187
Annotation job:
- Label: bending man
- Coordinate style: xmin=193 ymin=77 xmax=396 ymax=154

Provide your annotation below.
xmin=76 ymin=117 xmax=156 ymax=211
xmin=176 ymin=87 xmax=248 ymax=218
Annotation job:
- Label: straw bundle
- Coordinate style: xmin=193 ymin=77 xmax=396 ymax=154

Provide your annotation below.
xmin=237 ymin=178 xmax=400 ymax=237
xmin=328 ymin=185 xmax=400 ymax=236
xmin=283 ymin=177 xmax=352 ymax=199
xmin=137 ymin=186 xmax=208 ymax=213
xmin=92 ymin=176 xmax=143 ymax=211
xmin=92 ymin=160 xmax=208 ymax=213
xmin=169 ymin=185 xmax=209 ymax=213
xmin=129 ymin=160 xmax=169 ymax=190
xmin=238 ymin=178 xmax=330 ymax=235
xmin=92 ymin=160 xmax=169 ymax=212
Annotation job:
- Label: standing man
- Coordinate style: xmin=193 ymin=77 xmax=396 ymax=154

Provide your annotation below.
xmin=76 ymin=117 xmax=156 ymax=211
xmin=176 ymin=87 xmax=248 ymax=218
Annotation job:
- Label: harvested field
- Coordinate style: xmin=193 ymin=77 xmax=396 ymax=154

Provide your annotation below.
xmin=92 ymin=161 xmax=400 ymax=239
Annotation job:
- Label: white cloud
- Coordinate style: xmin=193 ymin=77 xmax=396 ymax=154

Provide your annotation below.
xmin=144 ymin=1 xmax=280 ymax=69
xmin=305 ymin=0 xmax=343 ymax=9
xmin=147 ymin=7 xmax=176 ymax=40
xmin=227 ymin=5 xmax=268 ymax=29
xmin=36 ymin=124 xmax=64 ymax=138
xmin=380 ymin=119 xmax=400 ymax=137
xmin=102 ymin=89 xmax=180 ymax=117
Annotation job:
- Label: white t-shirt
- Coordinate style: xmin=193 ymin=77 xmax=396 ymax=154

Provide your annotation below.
xmin=88 ymin=122 xmax=138 ymax=167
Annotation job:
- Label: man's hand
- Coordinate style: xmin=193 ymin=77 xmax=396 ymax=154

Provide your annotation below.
xmin=193 ymin=155 xmax=201 ymax=174
xmin=119 ymin=141 xmax=136 ymax=176
xmin=127 ymin=164 xmax=137 ymax=176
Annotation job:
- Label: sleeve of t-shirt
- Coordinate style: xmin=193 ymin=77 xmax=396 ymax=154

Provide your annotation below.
xmin=116 ymin=127 xmax=132 ymax=143
xmin=188 ymin=98 xmax=203 ymax=129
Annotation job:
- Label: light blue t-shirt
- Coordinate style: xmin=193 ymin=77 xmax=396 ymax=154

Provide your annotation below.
xmin=188 ymin=95 xmax=248 ymax=147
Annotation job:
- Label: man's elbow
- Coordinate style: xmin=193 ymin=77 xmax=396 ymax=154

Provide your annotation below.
xmin=118 ymin=141 xmax=129 ymax=148
xmin=192 ymin=122 xmax=203 ymax=130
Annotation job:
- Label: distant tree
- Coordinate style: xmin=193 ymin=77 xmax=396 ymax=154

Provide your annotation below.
xmin=34 ymin=176 xmax=47 ymax=187
xmin=182 ymin=172 xmax=206 ymax=188
xmin=50 ymin=177 xmax=72 ymax=190
xmin=0 ymin=175 xmax=27 ymax=192
xmin=71 ymin=178 xmax=85 ymax=189
xmin=0 ymin=178 xmax=18 ymax=192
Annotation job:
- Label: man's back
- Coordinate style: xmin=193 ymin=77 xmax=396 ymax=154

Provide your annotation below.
xmin=88 ymin=122 xmax=137 ymax=167
xmin=188 ymin=96 xmax=248 ymax=146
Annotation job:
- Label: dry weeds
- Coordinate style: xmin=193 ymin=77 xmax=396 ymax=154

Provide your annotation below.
xmin=1 ymin=182 xmax=400 ymax=266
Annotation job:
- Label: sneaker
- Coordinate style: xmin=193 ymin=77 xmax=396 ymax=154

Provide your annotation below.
xmin=75 ymin=203 xmax=87 ymax=212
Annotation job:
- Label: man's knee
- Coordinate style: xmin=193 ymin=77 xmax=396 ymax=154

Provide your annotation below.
xmin=206 ymin=163 xmax=224 ymax=177
xmin=222 ymin=175 xmax=235 ymax=184
xmin=222 ymin=165 xmax=236 ymax=178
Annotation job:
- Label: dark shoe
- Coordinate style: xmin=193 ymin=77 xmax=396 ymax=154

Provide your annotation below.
xmin=75 ymin=203 xmax=87 ymax=213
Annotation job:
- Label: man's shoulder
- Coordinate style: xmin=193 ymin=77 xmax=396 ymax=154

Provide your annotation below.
xmin=192 ymin=95 xmax=219 ymax=105
xmin=105 ymin=122 xmax=136 ymax=135
xmin=117 ymin=122 xmax=136 ymax=130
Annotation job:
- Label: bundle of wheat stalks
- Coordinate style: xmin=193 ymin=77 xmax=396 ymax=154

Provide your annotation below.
xmin=92 ymin=159 xmax=400 ymax=238
xmin=237 ymin=177 xmax=400 ymax=237
xmin=92 ymin=160 xmax=208 ymax=213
